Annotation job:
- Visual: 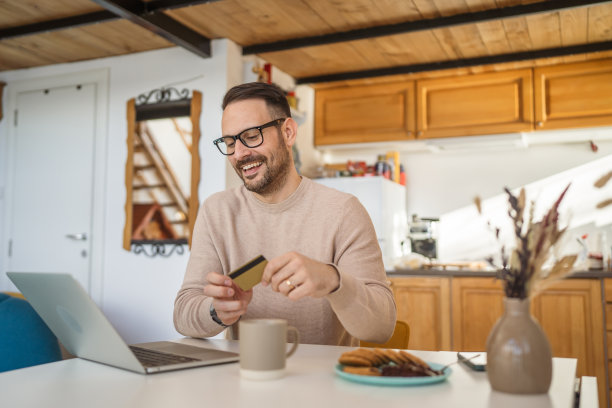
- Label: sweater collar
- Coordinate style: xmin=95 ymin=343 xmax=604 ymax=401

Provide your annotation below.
xmin=244 ymin=176 xmax=309 ymax=213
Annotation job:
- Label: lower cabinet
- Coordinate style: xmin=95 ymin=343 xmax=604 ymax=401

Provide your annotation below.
xmin=389 ymin=277 xmax=451 ymax=351
xmin=390 ymin=276 xmax=607 ymax=408
xmin=604 ymin=279 xmax=612 ymax=408
xmin=450 ymin=277 xmax=504 ymax=351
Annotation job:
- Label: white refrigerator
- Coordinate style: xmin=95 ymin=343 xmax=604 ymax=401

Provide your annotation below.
xmin=314 ymin=176 xmax=407 ymax=271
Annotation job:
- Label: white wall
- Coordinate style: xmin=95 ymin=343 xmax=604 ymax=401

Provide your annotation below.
xmin=317 ymin=140 xmax=612 ymax=217
xmin=0 ymin=41 xmax=236 ymax=343
xmin=304 ymin=132 xmax=612 ymax=265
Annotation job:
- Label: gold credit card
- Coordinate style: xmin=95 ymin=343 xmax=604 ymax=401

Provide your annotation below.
xmin=229 ymin=255 xmax=267 ymax=291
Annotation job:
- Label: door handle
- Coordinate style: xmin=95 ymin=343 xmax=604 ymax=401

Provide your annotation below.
xmin=66 ymin=233 xmax=87 ymax=241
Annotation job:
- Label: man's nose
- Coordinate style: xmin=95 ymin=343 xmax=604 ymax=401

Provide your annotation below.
xmin=232 ymin=139 xmax=251 ymax=158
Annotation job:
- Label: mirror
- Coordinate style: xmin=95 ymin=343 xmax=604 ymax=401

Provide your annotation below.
xmin=123 ymin=88 xmax=201 ymax=253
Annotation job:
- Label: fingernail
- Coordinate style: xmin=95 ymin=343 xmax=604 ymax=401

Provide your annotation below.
xmin=224 ymin=279 xmax=232 ymax=286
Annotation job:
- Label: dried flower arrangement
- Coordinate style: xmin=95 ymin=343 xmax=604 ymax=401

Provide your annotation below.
xmin=595 ymin=170 xmax=612 ymax=209
xmin=475 ymin=184 xmax=577 ymax=299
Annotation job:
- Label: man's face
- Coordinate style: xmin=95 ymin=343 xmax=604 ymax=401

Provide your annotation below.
xmin=221 ymin=99 xmax=292 ymax=195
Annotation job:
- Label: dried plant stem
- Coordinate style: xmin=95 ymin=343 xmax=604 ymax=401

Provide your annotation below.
xmin=488 ymin=184 xmax=575 ymax=299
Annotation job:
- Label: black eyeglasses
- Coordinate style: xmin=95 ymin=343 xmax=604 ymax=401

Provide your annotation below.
xmin=213 ymin=118 xmax=286 ymax=156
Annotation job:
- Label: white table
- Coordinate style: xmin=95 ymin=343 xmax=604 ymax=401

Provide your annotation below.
xmin=0 ymin=339 xmax=583 ymax=408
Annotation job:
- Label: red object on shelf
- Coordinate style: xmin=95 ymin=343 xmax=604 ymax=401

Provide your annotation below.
xmin=263 ymin=63 xmax=272 ymax=84
xmin=399 ymin=164 xmax=406 ymax=186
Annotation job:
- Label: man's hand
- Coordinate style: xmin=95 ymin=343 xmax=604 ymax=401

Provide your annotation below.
xmin=203 ymin=272 xmax=253 ymax=326
xmin=261 ymin=252 xmax=340 ymax=300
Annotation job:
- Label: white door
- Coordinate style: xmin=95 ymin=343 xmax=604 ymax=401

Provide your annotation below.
xmin=8 ymin=84 xmax=96 ymax=290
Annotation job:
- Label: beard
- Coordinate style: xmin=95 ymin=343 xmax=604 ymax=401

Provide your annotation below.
xmin=233 ymin=139 xmax=293 ymax=196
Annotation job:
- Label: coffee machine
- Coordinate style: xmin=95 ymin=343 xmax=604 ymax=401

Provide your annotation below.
xmin=408 ymin=214 xmax=439 ymax=259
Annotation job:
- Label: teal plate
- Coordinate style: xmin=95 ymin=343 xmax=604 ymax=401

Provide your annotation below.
xmin=335 ymin=362 xmax=452 ymax=386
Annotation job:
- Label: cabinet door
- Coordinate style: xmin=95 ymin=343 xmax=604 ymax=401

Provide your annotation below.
xmin=389 ymin=277 xmax=451 ymax=351
xmin=534 ymin=59 xmax=612 ymax=130
xmin=532 ymin=279 xmax=606 ymax=408
xmin=451 ymin=277 xmax=505 ymax=351
xmin=416 ymin=69 xmax=533 ymax=139
xmin=314 ymin=81 xmax=415 ymax=145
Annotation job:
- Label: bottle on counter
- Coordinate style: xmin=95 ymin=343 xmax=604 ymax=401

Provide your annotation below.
xmin=386 ymin=151 xmax=400 ymax=183
xmin=399 ymin=164 xmax=406 ymax=186
xmin=375 ymin=154 xmax=390 ymax=179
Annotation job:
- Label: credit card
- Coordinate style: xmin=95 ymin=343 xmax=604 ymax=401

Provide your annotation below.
xmin=229 ymin=255 xmax=268 ymax=291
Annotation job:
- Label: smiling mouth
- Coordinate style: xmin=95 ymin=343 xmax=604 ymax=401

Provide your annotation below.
xmin=241 ymin=161 xmax=263 ymax=177
xmin=242 ymin=161 xmax=262 ymax=171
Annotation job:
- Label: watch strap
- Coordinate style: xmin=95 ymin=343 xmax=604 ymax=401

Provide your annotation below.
xmin=209 ymin=303 xmax=230 ymax=328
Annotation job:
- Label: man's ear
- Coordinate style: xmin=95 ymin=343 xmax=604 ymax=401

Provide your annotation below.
xmin=282 ymin=118 xmax=298 ymax=147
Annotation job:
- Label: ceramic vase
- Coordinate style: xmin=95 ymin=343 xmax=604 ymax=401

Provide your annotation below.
xmin=486 ymin=297 xmax=552 ymax=394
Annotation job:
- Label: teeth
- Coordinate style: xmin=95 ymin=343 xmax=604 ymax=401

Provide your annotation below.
xmin=242 ymin=162 xmax=262 ymax=171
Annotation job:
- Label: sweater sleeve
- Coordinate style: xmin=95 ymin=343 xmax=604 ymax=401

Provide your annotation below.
xmin=173 ymin=201 xmax=227 ymax=338
xmin=325 ymin=196 xmax=397 ymax=343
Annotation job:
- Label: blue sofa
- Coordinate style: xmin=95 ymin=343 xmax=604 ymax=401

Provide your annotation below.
xmin=0 ymin=292 xmax=62 ymax=372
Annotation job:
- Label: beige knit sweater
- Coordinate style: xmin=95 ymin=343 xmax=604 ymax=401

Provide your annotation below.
xmin=173 ymin=177 xmax=396 ymax=346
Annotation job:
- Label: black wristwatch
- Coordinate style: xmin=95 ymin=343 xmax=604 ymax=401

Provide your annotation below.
xmin=209 ymin=304 xmax=230 ymax=328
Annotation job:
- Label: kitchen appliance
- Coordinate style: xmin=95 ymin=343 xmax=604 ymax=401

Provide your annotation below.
xmin=408 ymin=215 xmax=439 ymax=259
xmin=314 ymin=176 xmax=407 ymax=270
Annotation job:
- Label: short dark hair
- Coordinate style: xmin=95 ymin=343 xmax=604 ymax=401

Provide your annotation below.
xmin=222 ymin=82 xmax=291 ymax=119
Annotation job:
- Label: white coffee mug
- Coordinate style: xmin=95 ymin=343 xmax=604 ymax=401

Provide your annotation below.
xmin=239 ymin=318 xmax=299 ymax=380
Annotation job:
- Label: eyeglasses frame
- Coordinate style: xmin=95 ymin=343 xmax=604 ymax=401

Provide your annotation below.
xmin=213 ymin=118 xmax=287 ymax=156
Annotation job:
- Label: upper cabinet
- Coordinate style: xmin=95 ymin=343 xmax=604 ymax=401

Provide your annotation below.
xmin=313 ymin=58 xmax=612 ymax=146
xmin=534 ymin=59 xmax=612 ymax=131
xmin=314 ymin=81 xmax=415 ymax=145
xmin=416 ymin=69 xmax=533 ymax=139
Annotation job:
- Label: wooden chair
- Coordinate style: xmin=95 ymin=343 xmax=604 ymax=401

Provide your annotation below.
xmin=360 ymin=320 xmax=410 ymax=349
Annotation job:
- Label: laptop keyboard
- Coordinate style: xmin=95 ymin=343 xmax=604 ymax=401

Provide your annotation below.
xmin=129 ymin=345 xmax=200 ymax=368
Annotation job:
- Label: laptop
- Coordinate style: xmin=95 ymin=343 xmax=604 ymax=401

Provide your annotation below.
xmin=7 ymin=272 xmax=239 ymax=374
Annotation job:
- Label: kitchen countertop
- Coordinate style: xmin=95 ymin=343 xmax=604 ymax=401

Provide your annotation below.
xmin=387 ymin=268 xmax=612 ymax=279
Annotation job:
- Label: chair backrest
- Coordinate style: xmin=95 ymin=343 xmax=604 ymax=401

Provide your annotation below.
xmin=360 ymin=320 xmax=410 ymax=349
xmin=4 ymin=291 xmax=25 ymax=299
xmin=0 ymin=292 xmax=62 ymax=372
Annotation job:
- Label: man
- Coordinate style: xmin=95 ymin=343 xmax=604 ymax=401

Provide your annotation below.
xmin=173 ymin=82 xmax=395 ymax=346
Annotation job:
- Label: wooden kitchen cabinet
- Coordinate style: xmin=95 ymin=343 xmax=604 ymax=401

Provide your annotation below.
xmin=393 ymin=275 xmax=608 ymax=407
xmin=389 ymin=277 xmax=451 ymax=351
xmin=533 ymin=279 xmax=606 ymax=408
xmin=314 ymin=81 xmax=415 ymax=145
xmin=604 ymin=278 xmax=612 ymax=408
xmin=534 ymin=59 xmax=612 ymax=131
xmin=416 ymin=69 xmax=533 ymax=139
xmin=451 ymin=278 xmax=605 ymax=375
xmin=451 ymin=277 xmax=504 ymax=352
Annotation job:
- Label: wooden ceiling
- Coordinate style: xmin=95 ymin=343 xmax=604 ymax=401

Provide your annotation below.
xmin=1 ymin=0 xmax=612 ymax=84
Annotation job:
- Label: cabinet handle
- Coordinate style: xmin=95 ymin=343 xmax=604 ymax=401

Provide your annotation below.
xmin=386 ymin=280 xmax=393 ymax=286
xmin=537 ymin=121 xmax=543 ymax=127
xmin=417 ymin=131 xmax=423 ymax=138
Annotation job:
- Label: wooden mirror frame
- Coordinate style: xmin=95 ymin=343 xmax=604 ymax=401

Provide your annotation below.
xmin=123 ymin=89 xmax=201 ymax=252
xmin=0 ymin=82 xmax=5 ymax=121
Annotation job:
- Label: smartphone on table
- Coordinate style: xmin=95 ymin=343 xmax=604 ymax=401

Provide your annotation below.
xmin=457 ymin=352 xmax=487 ymax=371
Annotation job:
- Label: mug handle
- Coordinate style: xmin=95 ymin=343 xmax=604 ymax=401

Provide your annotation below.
xmin=286 ymin=326 xmax=300 ymax=357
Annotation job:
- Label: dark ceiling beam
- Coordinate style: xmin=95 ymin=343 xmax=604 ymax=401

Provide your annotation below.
xmin=0 ymin=0 xmax=218 ymax=41
xmin=90 ymin=0 xmax=211 ymax=58
xmin=243 ymin=0 xmax=612 ymax=55
xmin=146 ymin=0 xmax=221 ymax=12
xmin=296 ymin=40 xmax=612 ymax=84
xmin=0 ymin=11 xmax=119 ymax=40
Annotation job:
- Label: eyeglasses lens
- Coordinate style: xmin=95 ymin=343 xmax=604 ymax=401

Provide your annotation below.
xmin=219 ymin=129 xmax=262 ymax=155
